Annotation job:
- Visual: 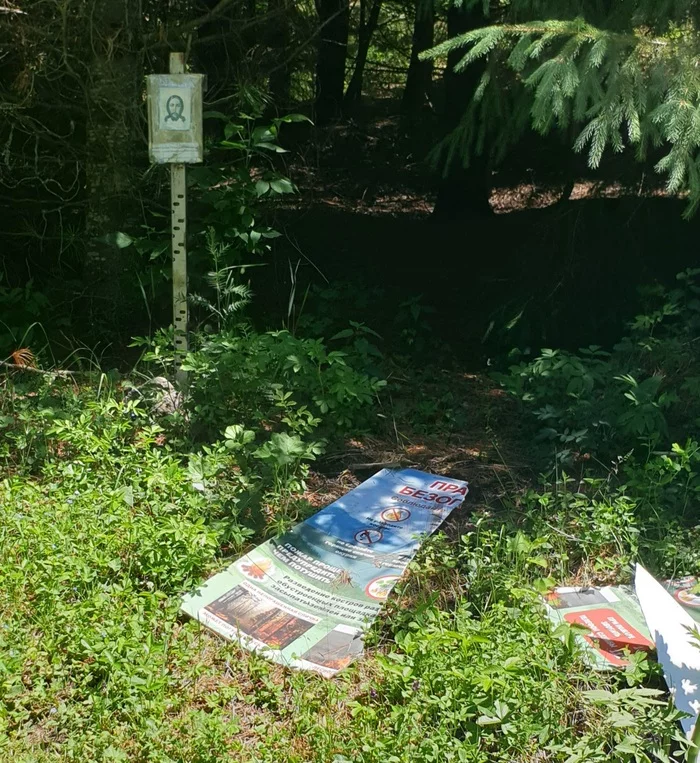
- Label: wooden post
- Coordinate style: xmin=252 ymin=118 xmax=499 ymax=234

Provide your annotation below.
xmin=169 ymin=52 xmax=188 ymax=384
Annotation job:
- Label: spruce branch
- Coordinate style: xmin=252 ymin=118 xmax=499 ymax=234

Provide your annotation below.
xmin=423 ymin=6 xmax=700 ymax=214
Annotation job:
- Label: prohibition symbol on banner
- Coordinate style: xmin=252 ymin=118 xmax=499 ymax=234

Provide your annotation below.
xmin=354 ymin=528 xmax=383 ymax=545
xmin=380 ymin=507 xmax=411 ymax=523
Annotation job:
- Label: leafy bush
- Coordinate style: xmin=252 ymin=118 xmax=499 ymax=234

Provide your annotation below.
xmin=498 ymin=269 xmax=700 ymax=463
xmin=485 ymin=438 xmax=700 ymax=584
xmin=498 ymin=346 xmax=671 ymax=462
xmin=293 ymin=283 xmax=387 ymax=340
xmin=0 ymin=382 xmax=230 ymax=755
xmin=359 ymin=603 xmax=683 ymax=763
xmin=138 ymin=325 xmax=386 ymax=441
xmin=515 ymin=475 xmax=640 ymax=582
xmin=127 ymin=109 xmax=303 ymax=325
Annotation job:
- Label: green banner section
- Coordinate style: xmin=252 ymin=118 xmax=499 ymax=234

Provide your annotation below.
xmin=182 ymin=468 xmax=469 ymax=676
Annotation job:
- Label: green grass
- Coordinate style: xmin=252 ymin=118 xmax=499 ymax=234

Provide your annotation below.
xmin=0 ymin=374 xmax=690 ymax=762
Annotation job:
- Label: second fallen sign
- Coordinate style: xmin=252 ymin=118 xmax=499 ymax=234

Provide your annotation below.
xmin=182 ymin=469 xmax=469 ymax=676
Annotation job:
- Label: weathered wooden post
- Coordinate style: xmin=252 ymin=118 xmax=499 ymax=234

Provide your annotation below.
xmin=146 ymin=53 xmax=204 ymax=384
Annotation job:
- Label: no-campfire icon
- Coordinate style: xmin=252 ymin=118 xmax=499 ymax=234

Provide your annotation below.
xmin=354 ymin=528 xmax=383 ymax=545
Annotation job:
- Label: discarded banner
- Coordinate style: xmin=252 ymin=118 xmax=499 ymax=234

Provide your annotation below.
xmin=661 ymin=575 xmax=700 ymax=625
xmin=635 ymin=564 xmax=700 ymax=742
xmin=545 ymin=567 xmax=700 ymax=747
xmin=181 ymin=468 xmax=468 ymax=676
xmin=544 ymin=584 xmax=654 ymax=669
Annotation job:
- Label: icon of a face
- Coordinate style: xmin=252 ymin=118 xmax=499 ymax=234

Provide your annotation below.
xmin=165 ymin=95 xmax=185 ymax=121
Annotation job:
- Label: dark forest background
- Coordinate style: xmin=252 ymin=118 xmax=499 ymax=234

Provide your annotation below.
xmin=2 ymin=0 xmax=697 ymax=367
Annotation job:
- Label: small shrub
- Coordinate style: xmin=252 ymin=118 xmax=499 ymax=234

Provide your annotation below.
xmin=517 ymin=475 xmax=640 ymax=582
xmin=138 ymin=325 xmax=386 ymax=441
xmin=498 ymin=269 xmax=700 ymax=464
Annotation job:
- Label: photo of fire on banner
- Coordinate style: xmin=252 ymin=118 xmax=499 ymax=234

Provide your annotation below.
xmin=181 ymin=468 xmax=469 ymax=676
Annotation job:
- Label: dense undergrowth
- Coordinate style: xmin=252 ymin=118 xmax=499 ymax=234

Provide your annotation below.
xmin=0 ymin=378 xmax=689 ymax=762
xmin=2 ymin=269 xmax=700 ymax=761
xmin=3 ymin=109 xmax=700 ymax=760
xmin=499 ymin=269 xmax=700 ymax=583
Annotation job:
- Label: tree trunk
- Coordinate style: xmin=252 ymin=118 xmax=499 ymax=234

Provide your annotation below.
xmin=343 ymin=0 xmax=383 ymax=112
xmin=193 ymin=0 xmax=245 ymax=96
xmin=401 ymin=0 xmax=434 ymax=116
xmin=84 ymin=0 xmax=140 ymax=322
xmin=432 ymin=2 xmax=492 ymax=221
xmin=268 ymin=0 xmax=292 ymax=105
xmin=314 ymin=0 xmax=350 ymax=124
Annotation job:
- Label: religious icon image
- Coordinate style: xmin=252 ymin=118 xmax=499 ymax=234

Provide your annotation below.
xmin=164 ymin=94 xmax=186 ymax=124
xmin=157 ymin=89 xmax=190 ymax=132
